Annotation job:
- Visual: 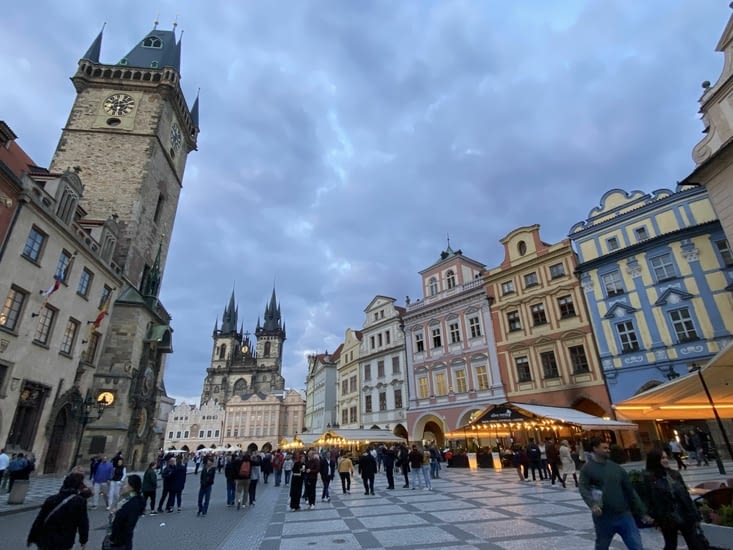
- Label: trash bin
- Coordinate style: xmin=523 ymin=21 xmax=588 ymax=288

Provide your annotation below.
xmin=7 ymin=479 xmax=30 ymax=504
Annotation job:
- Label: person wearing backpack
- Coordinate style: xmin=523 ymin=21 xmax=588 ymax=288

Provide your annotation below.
xmin=28 ymin=472 xmax=89 ymax=550
xmin=224 ymin=455 xmax=238 ymax=506
xmin=234 ymin=451 xmax=251 ymax=510
xmin=526 ymin=438 xmax=545 ymax=481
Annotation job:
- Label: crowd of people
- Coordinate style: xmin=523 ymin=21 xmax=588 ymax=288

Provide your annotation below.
xmin=21 ymin=430 xmax=717 ymax=550
xmin=0 ymin=448 xmax=36 ymax=493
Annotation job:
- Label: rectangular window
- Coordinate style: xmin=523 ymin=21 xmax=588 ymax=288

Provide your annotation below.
xmin=364 ymin=395 xmax=372 ymax=413
xmin=524 ymin=272 xmax=539 ymax=288
xmin=99 ymin=285 xmax=112 ymax=309
xmin=349 ymin=376 xmax=357 ymax=393
xmin=0 ymin=287 xmax=27 ymax=331
xmin=377 ymin=360 xmax=385 ymax=378
xmin=501 ymin=280 xmax=515 ymax=295
xmin=394 ymin=389 xmax=403 ymax=409
xmin=558 ymin=295 xmax=576 ymax=318
xmin=602 ymin=270 xmax=624 ymax=296
xmin=454 ymin=369 xmax=467 ymax=393
xmin=549 ymin=263 xmax=565 ymax=279
xmin=84 ymin=332 xmax=101 ymax=363
xmin=417 ymin=377 xmax=429 ymax=398
xmin=635 ymin=227 xmax=649 ymax=241
xmin=468 ymin=316 xmax=482 ymax=338
xmin=431 ymin=327 xmax=442 ymax=348
xmin=378 ymin=333 xmax=383 ymax=346
xmin=415 ymin=331 xmax=425 ymax=352
xmin=531 ymin=303 xmax=548 ymax=325
xmin=475 ymin=365 xmax=489 ymax=390
xmin=341 ymin=379 xmax=348 ymax=395
xmin=607 ymin=237 xmax=620 ymax=251
xmin=379 ymin=392 xmax=387 ymax=411
xmin=60 ymin=318 xmax=80 ymax=355
xmin=616 ymin=321 xmax=640 ymax=352
xmin=176 ymin=431 xmax=181 ymax=438
xmin=34 ymin=305 xmax=56 ymax=345
xmin=78 ymin=268 xmax=93 ymax=298
xmin=215 ymin=430 xmax=220 ymax=437
xmin=199 ymin=430 xmax=204 ymax=438
xmin=227 ymin=429 xmax=232 ymax=437
xmin=569 ymin=345 xmax=590 ymax=373
xmin=540 ymin=351 xmax=560 ymax=378
xmin=22 ymin=226 xmax=46 ymax=261
xmin=669 ymin=308 xmax=698 ymax=343
xmin=650 ymin=253 xmax=676 ymax=281
xmin=169 ymin=431 xmax=174 ymax=439
xmin=507 ymin=311 xmax=521 ymax=331
xmin=385 ymin=330 xmax=390 ymax=344
xmin=364 ymin=364 xmax=371 ymax=381
xmin=342 ymin=409 xmax=349 ymax=425
xmin=349 ymin=406 xmax=357 ymax=423
xmin=449 ymin=321 xmax=461 ymax=344
xmin=55 ymin=250 xmax=73 ymax=283
xmin=715 ymin=239 xmax=733 ymax=266
xmin=515 ymin=356 xmax=531 ymax=383
xmin=184 ymin=431 xmax=189 ymax=438
xmin=207 ymin=430 xmax=212 ymax=437
xmin=370 ymin=336 xmax=375 ymax=349
xmin=392 ymin=356 xmax=400 ymax=374
xmin=435 ymin=372 xmax=447 ymax=395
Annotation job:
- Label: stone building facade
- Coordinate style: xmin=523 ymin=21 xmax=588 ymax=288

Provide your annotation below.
xmin=336 ymin=329 xmax=362 ymax=429
xmin=33 ymin=26 xmax=199 ymax=470
xmin=304 ymin=350 xmax=340 ymax=435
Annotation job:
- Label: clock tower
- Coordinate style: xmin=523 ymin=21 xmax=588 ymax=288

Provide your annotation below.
xmin=47 ymin=26 xmax=199 ymax=469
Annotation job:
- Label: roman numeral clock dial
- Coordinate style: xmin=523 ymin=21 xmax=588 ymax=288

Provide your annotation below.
xmin=103 ymin=93 xmax=135 ymax=116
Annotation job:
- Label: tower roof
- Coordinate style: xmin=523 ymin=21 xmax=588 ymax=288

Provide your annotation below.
xmin=120 ymin=29 xmax=181 ymax=71
xmin=82 ymin=26 xmax=104 ymax=63
xmin=220 ymin=289 xmax=238 ymax=334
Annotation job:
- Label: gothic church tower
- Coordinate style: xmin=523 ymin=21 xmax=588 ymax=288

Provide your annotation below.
xmin=48 ymin=25 xmax=199 ymax=468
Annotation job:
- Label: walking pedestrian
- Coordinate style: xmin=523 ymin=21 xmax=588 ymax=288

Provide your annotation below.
xmin=283 ymin=452 xmax=293 ymax=486
xmin=233 ymin=451 xmax=251 ymax=510
xmin=398 ymin=443 xmax=410 ymax=488
xmin=224 ymin=455 xmax=237 ymax=506
xmin=166 ymin=456 xmax=187 ymax=512
xmin=248 ymin=452 xmax=261 ymax=505
xmin=421 ymin=447 xmax=432 ymax=490
xmin=639 ymin=448 xmax=707 ymax=550
xmin=360 ymin=447 xmax=377 ymax=495
xmin=304 ymin=450 xmax=320 ymax=509
xmin=545 ymin=438 xmax=565 ymax=487
xmin=559 ymin=440 xmax=578 ymax=487
xmin=429 ymin=444 xmax=441 ymax=479
xmin=91 ymin=455 xmax=113 ymax=509
xmin=408 ymin=445 xmax=423 ymax=490
xmin=156 ymin=457 xmax=175 ymax=513
xmin=667 ymin=437 xmax=687 ymax=470
xmin=27 ymin=472 xmax=89 ymax=550
xmin=383 ymin=445 xmax=396 ymax=489
xmin=108 ymin=456 xmax=127 ymax=511
xmin=261 ymin=451 xmax=273 ymax=484
xmin=289 ymin=453 xmax=305 ymax=511
xmin=320 ymin=452 xmax=333 ymax=501
xmin=526 ymin=438 xmax=545 ymax=481
xmin=273 ymin=449 xmax=284 ymax=487
xmin=579 ymin=437 xmax=652 ymax=550
xmin=197 ymin=458 xmax=216 ymax=517
xmin=141 ymin=462 xmax=158 ymax=515
xmin=337 ymin=453 xmax=354 ymax=494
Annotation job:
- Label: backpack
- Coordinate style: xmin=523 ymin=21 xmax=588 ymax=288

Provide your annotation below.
xmin=527 ymin=444 xmax=540 ymax=460
xmin=238 ymin=459 xmax=251 ymax=478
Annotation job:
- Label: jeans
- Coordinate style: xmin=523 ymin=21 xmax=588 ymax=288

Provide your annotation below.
xmin=430 ymin=459 xmax=440 ymax=479
xmin=284 ymin=470 xmax=292 ymax=485
xmin=236 ymin=479 xmax=250 ymax=505
xmin=248 ymin=479 xmax=258 ymax=504
xmin=92 ymin=481 xmax=109 ymax=507
xmin=593 ymin=513 xmax=643 ymax=550
xmin=226 ymin=479 xmax=235 ymax=505
xmin=108 ymin=480 xmax=122 ymax=509
xmin=274 ymin=469 xmax=283 ymax=486
xmin=197 ymin=485 xmax=212 ymax=515
xmin=410 ymin=466 xmax=422 ymax=489
xmin=339 ymin=472 xmax=351 ymax=492
xmin=362 ymin=474 xmax=374 ymax=494
xmin=421 ymin=465 xmax=432 ymax=489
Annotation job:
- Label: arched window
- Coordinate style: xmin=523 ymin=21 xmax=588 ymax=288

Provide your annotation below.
xmin=233 ymin=379 xmax=246 ymax=394
xmin=218 ymin=344 xmax=227 ymax=360
xmin=143 ymin=36 xmax=163 ymax=49
xmin=446 ymin=270 xmax=456 ymax=289
xmin=264 ymin=342 xmax=271 ymax=357
xmin=429 ymin=277 xmax=438 ymax=296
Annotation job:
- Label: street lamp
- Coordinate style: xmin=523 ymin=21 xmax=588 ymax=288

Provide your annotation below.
xmin=71 ymin=392 xmax=110 ymax=466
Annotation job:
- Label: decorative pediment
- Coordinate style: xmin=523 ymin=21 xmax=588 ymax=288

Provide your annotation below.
xmin=654 ymin=288 xmax=693 ymax=306
xmin=603 ymin=302 xmax=637 ymax=319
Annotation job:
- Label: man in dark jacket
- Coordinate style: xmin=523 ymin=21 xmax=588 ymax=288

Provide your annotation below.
xmin=545 ymin=438 xmax=564 ymax=487
xmin=156 ymin=457 xmax=175 ymax=513
xmin=166 ymin=456 xmax=187 ymax=512
xmin=398 ymin=444 xmax=410 ymax=488
xmin=304 ymin=450 xmax=320 ymax=509
xmin=359 ymin=448 xmax=377 ymax=495
xmin=28 ymin=472 xmax=89 ymax=550
xmin=382 ymin=445 xmax=396 ymax=489
xmin=224 ymin=455 xmax=238 ymax=506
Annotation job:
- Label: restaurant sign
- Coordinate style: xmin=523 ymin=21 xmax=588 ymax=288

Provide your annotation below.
xmin=479 ymin=405 xmax=533 ymax=424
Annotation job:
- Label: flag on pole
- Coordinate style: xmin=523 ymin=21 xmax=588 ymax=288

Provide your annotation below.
xmin=40 ymin=275 xmax=62 ymax=297
xmin=91 ymin=290 xmax=112 ymax=329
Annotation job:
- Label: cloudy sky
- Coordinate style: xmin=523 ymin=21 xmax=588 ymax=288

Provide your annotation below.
xmin=1 ymin=1 xmax=728 ymax=404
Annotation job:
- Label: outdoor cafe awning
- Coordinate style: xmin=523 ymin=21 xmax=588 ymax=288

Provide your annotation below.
xmin=448 ymin=402 xmax=637 ymax=437
xmin=614 ymin=343 xmax=733 ymax=421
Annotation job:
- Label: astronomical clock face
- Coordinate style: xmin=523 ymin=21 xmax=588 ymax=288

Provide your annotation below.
xmin=170 ymin=123 xmax=182 ymax=151
xmin=97 ymin=391 xmax=115 ymax=406
xmin=103 ymin=93 xmax=135 ymax=116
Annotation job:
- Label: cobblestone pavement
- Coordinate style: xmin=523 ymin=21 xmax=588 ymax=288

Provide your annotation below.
xmin=2 ymin=460 xmax=731 ymax=549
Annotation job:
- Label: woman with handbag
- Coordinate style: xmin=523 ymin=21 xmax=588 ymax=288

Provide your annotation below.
xmin=640 ymin=448 xmax=707 ymax=550
xmin=27 ymin=472 xmax=89 ymax=550
xmin=104 ymin=474 xmax=145 ymax=550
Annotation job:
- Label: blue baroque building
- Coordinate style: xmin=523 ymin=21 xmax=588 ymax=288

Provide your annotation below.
xmin=569 ymin=185 xmax=733 ymax=404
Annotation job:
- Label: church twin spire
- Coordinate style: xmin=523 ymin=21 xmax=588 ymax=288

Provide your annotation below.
xmin=214 ymin=287 xmax=285 ymax=338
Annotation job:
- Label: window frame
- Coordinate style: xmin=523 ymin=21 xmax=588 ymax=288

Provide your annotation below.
xmin=60 ymin=317 xmax=80 ymax=356
xmin=530 ymin=303 xmax=548 ymax=326
xmin=501 ymin=280 xmax=515 ymax=295
xmin=77 ymin=268 xmax=94 ymax=298
xmin=650 ymin=253 xmax=676 ymax=282
xmin=714 ymin=239 xmax=733 ymax=266
xmin=0 ymin=286 xmax=28 ymax=331
xmin=507 ymin=311 xmax=521 ymax=332
xmin=33 ymin=304 xmax=57 ymax=345
xmin=540 ymin=351 xmax=560 ymax=379
xmin=431 ymin=327 xmax=442 ymax=348
xmin=557 ymin=295 xmax=576 ymax=319
xmin=669 ymin=307 xmax=699 ymax=343
xmin=448 ymin=321 xmax=461 ymax=344
xmin=602 ymin=270 xmax=625 ymax=297
xmin=524 ymin=272 xmax=539 ymax=288
xmin=22 ymin=226 xmax=47 ymax=262
xmin=549 ymin=263 xmax=565 ymax=279
xmin=568 ymin=345 xmax=590 ymax=374
xmin=446 ymin=270 xmax=456 ymax=289
xmin=468 ymin=316 xmax=482 ymax=338
xmin=515 ymin=356 xmax=531 ymax=383
xmin=415 ymin=331 xmax=425 ymax=352
xmin=615 ymin=321 xmax=640 ymax=353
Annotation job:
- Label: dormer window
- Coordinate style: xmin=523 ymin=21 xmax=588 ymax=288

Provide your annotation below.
xmin=119 ymin=58 xmax=128 ymax=65
xmin=150 ymin=61 xmax=160 ymax=68
xmin=143 ymin=36 xmax=163 ymax=49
